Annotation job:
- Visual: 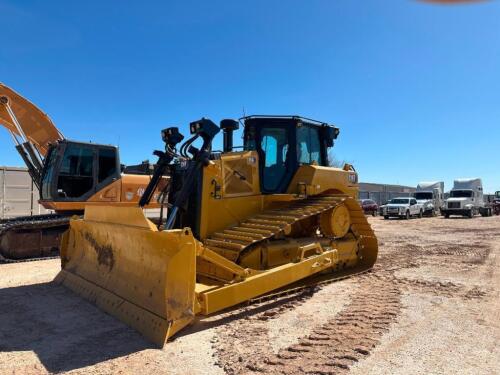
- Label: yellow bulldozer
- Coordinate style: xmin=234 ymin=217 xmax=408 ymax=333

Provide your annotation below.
xmin=55 ymin=115 xmax=378 ymax=346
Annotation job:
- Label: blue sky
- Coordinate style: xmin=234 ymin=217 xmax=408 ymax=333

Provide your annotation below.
xmin=1 ymin=0 xmax=499 ymax=192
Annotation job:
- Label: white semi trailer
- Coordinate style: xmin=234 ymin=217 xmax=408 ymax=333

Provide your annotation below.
xmin=442 ymin=178 xmax=492 ymax=218
xmin=414 ymin=181 xmax=444 ymax=217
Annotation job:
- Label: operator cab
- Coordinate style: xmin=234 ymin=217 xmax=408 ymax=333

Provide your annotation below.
xmin=242 ymin=116 xmax=339 ymax=194
xmin=40 ymin=140 xmax=120 ymax=202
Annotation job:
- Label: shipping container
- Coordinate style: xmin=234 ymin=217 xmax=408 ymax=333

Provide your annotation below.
xmin=0 ymin=166 xmax=50 ymax=219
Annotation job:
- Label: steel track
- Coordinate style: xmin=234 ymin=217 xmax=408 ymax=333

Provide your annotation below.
xmin=0 ymin=255 xmax=60 ymax=264
xmin=204 ymin=194 xmax=377 ymax=309
xmin=0 ymin=214 xmax=70 ymax=263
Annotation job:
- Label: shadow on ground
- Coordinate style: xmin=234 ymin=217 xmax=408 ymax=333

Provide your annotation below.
xmin=0 ymin=282 xmax=153 ymax=373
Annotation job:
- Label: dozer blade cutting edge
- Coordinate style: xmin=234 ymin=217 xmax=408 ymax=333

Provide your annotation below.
xmin=55 ymin=203 xmax=377 ymax=347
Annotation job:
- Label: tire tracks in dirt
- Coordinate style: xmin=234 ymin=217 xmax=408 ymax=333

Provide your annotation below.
xmin=214 ymin=270 xmax=402 ymax=375
xmin=214 ymin=219 xmax=493 ymax=374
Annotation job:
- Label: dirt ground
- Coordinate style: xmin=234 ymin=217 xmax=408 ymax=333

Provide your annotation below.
xmin=0 ymin=215 xmax=499 ymax=374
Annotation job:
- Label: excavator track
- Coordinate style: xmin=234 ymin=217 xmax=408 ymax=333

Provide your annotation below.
xmin=204 ymin=194 xmax=376 ymax=264
xmin=0 ymin=214 xmax=70 ymax=263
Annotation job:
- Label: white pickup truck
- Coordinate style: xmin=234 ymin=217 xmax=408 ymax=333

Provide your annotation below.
xmin=381 ymin=197 xmax=423 ymax=220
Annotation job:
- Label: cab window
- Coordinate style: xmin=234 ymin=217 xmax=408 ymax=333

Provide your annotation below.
xmin=260 ymin=127 xmax=289 ymax=192
xmin=98 ymin=148 xmax=117 ymax=183
xmin=57 ymin=145 xmax=94 ymax=198
xmin=41 ymin=147 xmax=57 ymax=200
xmin=297 ymin=126 xmax=321 ymax=165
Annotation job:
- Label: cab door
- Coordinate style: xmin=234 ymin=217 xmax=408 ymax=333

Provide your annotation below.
xmin=410 ymin=198 xmax=418 ymax=215
xmin=257 ymin=126 xmax=296 ymax=194
xmin=53 ymin=142 xmax=96 ymax=201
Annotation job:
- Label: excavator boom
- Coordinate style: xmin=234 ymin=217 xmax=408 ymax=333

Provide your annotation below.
xmin=1 ymin=83 xmax=64 ymax=186
xmin=0 ymin=83 xmax=64 ymax=157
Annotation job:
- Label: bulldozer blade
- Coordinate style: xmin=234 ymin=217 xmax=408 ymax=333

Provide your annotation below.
xmin=54 ymin=206 xmax=198 ymax=346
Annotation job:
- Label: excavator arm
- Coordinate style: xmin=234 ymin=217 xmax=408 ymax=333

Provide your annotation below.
xmin=0 ymin=83 xmax=64 ymax=186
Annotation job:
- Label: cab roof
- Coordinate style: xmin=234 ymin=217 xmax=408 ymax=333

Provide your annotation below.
xmin=241 ymin=115 xmax=331 ymax=128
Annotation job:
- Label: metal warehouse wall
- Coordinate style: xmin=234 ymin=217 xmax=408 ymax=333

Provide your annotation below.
xmin=0 ymin=166 xmax=50 ymax=219
xmin=359 ymin=182 xmax=416 ymax=205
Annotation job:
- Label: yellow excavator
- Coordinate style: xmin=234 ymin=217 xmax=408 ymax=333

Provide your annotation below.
xmin=55 ymin=115 xmax=378 ymax=346
xmin=0 ymin=83 xmax=165 ymax=260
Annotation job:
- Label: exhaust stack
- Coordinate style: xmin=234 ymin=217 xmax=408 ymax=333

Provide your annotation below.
xmin=220 ymin=119 xmax=239 ymax=152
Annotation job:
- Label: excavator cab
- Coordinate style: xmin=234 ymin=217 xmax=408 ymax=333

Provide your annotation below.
xmin=1 ymin=82 xmax=160 ymax=214
xmin=40 ymin=140 xmax=120 ymax=203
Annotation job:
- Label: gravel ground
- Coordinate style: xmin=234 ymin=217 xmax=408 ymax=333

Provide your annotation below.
xmin=0 ymin=215 xmax=498 ymax=374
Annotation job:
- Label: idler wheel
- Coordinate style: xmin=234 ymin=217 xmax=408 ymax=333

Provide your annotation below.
xmin=320 ymin=204 xmax=351 ymax=238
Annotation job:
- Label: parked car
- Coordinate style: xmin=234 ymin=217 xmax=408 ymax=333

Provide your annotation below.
xmin=358 ymin=199 xmax=378 ymax=216
xmin=381 ymin=197 xmax=423 ymax=220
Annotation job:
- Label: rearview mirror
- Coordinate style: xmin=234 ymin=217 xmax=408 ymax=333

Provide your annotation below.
xmin=321 ymin=125 xmax=340 ymax=147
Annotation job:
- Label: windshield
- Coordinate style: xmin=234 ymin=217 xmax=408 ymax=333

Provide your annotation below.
xmin=41 ymin=147 xmax=58 ymax=200
xmin=297 ymin=125 xmax=321 ymax=165
xmin=57 ymin=144 xmax=95 ymax=198
xmin=450 ymin=190 xmax=473 ymax=198
xmin=415 ymin=192 xmax=433 ymax=200
xmin=390 ymin=198 xmax=409 ymax=204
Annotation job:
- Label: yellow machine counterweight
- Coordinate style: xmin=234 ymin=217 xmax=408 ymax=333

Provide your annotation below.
xmin=55 ymin=116 xmax=378 ymax=346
